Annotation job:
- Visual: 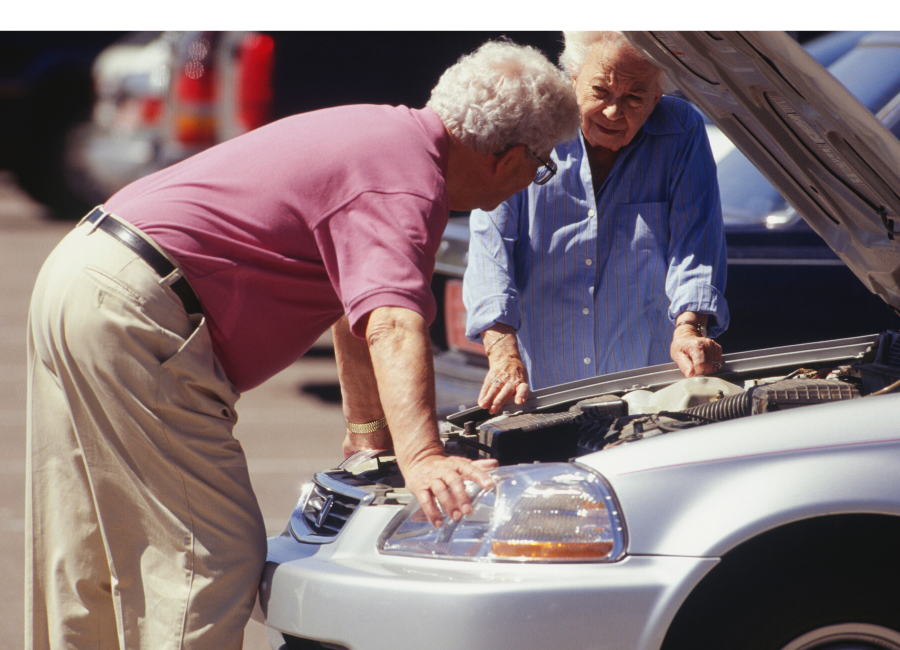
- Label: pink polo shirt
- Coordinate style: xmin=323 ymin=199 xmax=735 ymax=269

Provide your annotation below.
xmin=106 ymin=105 xmax=449 ymax=391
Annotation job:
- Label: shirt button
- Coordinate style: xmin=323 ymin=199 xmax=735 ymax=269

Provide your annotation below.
xmin=586 ymin=258 xmax=593 ymax=266
xmin=588 ymin=209 xmax=595 ymax=217
xmin=583 ymin=307 xmax=589 ymax=315
xmin=584 ymin=357 xmax=591 ymax=365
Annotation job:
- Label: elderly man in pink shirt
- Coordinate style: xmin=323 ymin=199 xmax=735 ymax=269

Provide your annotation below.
xmin=25 ymin=40 xmax=580 ymax=650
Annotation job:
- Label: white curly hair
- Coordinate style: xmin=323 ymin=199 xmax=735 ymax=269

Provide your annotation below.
xmin=427 ymin=40 xmax=581 ymax=156
xmin=559 ymin=31 xmax=676 ymax=95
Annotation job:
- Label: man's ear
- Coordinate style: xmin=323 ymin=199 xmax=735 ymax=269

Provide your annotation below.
xmin=491 ymin=145 xmax=524 ymax=179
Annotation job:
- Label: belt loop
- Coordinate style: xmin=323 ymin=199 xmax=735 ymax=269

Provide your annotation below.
xmin=84 ymin=207 xmax=110 ymax=234
xmin=159 ymin=268 xmax=183 ymax=287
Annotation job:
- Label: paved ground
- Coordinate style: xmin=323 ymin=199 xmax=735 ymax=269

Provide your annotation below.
xmin=0 ymin=173 xmax=347 ymax=649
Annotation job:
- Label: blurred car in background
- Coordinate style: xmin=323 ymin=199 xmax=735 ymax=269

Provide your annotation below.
xmin=0 ymin=32 xmax=124 ymax=217
xmin=430 ymin=31 xmax=900 ymax=416
xmin=74 ymin=31 xmax=563 ymax=211
xmin=73 ymin=31 xmax=275 ymax=208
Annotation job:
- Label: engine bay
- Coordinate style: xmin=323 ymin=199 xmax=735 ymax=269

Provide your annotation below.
xmin=336 ymin=331 xmax=900 ymax=492
xmin=438 ymin=329 xmax=900 ymax=467
xmin=292 ymin=331 xmax=900 ymax=542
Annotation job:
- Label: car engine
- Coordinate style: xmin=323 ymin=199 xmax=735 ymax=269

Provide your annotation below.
xmin=439 ymin=329 xmax=900 ymax=467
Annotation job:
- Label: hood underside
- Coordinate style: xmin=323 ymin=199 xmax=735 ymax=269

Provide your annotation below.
xmin=624 ymin=31 xmax=900 ymax=311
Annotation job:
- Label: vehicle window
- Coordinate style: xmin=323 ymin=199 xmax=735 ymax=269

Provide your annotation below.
xmin=828 ymin=42 xmax=900 ymax=112
xmin=718 ymin=154 xmax=789 ymax=226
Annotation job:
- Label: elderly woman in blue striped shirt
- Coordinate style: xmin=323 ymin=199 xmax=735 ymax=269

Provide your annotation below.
xmin=463 ymin=31 xmax=729 ymax=414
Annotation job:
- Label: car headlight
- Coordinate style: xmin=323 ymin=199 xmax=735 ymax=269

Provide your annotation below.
xmin=378 ymin=463 xmax=625 ymax=562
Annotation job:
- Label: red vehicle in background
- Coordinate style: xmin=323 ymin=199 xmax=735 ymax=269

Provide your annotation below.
xmin=74 ymin=31 xmax=560 ymax=213
xmin=75 ymin=31 xmax=275 ymax=209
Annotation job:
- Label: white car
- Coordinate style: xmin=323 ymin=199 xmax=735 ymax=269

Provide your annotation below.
xmin=258 ymin=32 xmax=900 ymax=650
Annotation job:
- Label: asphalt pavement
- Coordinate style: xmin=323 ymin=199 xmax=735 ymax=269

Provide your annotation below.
xmin=0 ymin=173 xmax=348 ymax=649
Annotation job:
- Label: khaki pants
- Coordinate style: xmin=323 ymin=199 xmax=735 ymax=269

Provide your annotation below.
xmin=26 ymin=219 xmax=266 ymax=649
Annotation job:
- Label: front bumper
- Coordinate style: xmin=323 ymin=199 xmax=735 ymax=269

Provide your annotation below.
xmin=259 ymin=506 xmax=717 ymax=650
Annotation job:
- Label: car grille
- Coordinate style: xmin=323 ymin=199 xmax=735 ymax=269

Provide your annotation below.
xmin=290 ymin=471 xmax=373 ymax=543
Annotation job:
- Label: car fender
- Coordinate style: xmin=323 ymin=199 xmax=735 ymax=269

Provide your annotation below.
xmin=581 ymin=392 xmax=900 ymax=557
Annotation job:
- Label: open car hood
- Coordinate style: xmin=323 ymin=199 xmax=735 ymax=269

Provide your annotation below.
xmin=625 ymin=31 xmax=900 ymax=311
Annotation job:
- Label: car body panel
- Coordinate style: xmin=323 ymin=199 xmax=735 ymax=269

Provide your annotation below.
xmin=262 ymin=509 xmax=717 ymax=650
xmin=583 ymin=391 xmax=900 ymax=557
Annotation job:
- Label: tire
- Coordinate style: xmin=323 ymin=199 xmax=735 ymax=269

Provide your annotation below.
xmin=282 ymin=633 xmax=334 ymax=649
xmin=780 ymin=623 xmax=900 ymax=650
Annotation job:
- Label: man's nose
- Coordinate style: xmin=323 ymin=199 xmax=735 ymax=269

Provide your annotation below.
xmin=602 ymin=100 xmax=623 ymax=120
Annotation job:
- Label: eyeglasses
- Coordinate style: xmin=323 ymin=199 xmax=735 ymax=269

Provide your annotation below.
xmin=525 ymin=146 xmax=557 ymax=185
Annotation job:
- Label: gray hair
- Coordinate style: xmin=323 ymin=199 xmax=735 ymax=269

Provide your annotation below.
xmin=427 ymin=40 xmax=581 ymax=156
xmin=559 ymin=31 xmax=676 ymax=95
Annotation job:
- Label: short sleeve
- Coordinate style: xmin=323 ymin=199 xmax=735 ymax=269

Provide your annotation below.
xmin=312 ymin=191 xmax=447 ymax=338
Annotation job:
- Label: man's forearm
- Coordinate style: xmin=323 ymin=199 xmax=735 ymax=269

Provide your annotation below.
xmin=365 ymin=305 xmax=497 ymax=526
xmin=365 ymin=307 xmax=443 ymax=463
xmin=332 ymin=315 xmax=385 ymax=424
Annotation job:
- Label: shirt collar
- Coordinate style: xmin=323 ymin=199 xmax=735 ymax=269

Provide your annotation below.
xmin=636 ymin=95 xmax=684 ymax=138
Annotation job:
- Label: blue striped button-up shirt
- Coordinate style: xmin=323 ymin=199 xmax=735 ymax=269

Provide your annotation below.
xmin=463 ymin=96 xmax=728 ymax=390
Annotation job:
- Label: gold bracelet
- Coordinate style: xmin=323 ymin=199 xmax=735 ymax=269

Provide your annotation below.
xmin=485 ymin=332 xmax=511 ymax=356
xmin=346 ymin=417 xmax=388 ymax=434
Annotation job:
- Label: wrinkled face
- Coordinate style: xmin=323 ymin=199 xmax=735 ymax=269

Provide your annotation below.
xmin=573 ymin=42 xmax=663 ymax=152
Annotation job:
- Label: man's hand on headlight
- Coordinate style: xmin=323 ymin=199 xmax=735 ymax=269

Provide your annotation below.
xmin=402 ymin=452 xmax=498 ymax=528
xmin=351 ymin=306 xmax=498 ymax=527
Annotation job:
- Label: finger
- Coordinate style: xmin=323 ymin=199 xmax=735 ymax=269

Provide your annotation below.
xmin=674 ymin=351 xmax=695 ymax=377
xmin=478 ymin=374 xmax=494 ymax=405
xmin=459 ymin=458 xmax=496 ymax=489
xmin=472 ymin=458 xmax=499 ymax=472
xmin=431 ymin=477 xmax=466 ymax=522
xmin=489 ymin=387 xmax=514 ymax=414
xmin=688 ymin=343 xmax=706 ymax=369
xmin=514 ymin=380 xmax=530 ymax=405
xmin=413 ymin=488 xmax=445 ymax=528
xmin=479 ymin=376 xmax=505 ymax=408
xmin=446 ymin=476 xmax=474 ymax=518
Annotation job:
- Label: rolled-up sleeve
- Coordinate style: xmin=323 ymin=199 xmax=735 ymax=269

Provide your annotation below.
xmin=664 ymin=118 xmax=730 ymax=338
xmin=463 ymin=193 xmax=525 ymax=342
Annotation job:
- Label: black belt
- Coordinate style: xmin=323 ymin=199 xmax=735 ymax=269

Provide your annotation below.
xmin=85 ymin=208 xmax=202 ymax=315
